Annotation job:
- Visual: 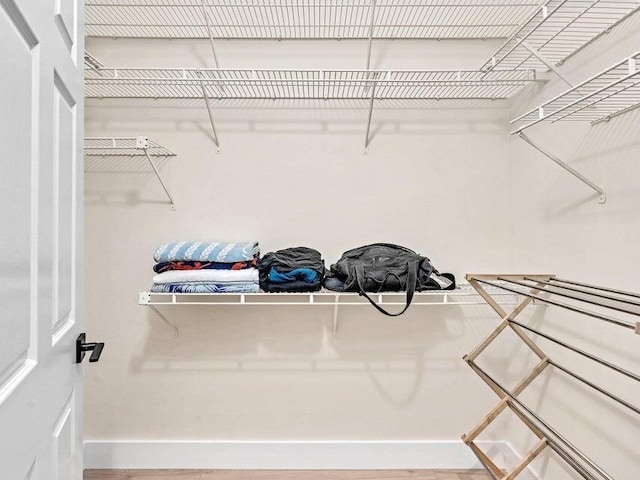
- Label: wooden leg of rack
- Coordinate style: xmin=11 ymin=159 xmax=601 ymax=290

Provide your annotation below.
xmin=506 ymin=401 xmax=546 ymax=440
xmin=465 ymin=280 xmax=548 ymax=362
xmin=513 ymin=357 xmax=550 ymax=393
xmin=468 ymin=278 xmax=508 ymax=318
xmin=463 ymin=397 xmax=509 ymax=443
xmin=502 ymin=438 xmax=547 ymax=480
xmin=466 ymin=319 xmax=509 ymax=362
xmin=466 ymin=358 xmax=507 ymax=399
xmin=463 ymin=358 xmax=549 ymax=443
xmin=506 ymin=281 xmax=548 ymax=360
xmin=466 ymin=441 xmax=505 ymax=480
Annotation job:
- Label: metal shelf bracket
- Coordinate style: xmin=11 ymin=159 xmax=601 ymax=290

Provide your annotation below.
xmin=521 ymin=41 xmax=575 ymax=89
xmin=363 ymin=79 xmax=378 ymax=153
xmin=517 ymin=132 xmax=606 ymax=204
xmin=137 ymin=136 xmax=177 ymax=210
xmin=332 ymin=295 xmax=340 ymax=338
xmin=199 ymin=79 xmax=221 ymax=152
xmin=149 ymin=305 xmax=179 ymax=338
xmin=200 ymin=0 xmax=220 ymax=68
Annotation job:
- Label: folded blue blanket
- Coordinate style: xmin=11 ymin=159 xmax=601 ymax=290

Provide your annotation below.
xmin=154 ymin=241 xmax=259 ymax=263
xmin=269 ymin=267 xmax=320 ymax=284
xmin=151 ymin=282 xmax=260 ymax=293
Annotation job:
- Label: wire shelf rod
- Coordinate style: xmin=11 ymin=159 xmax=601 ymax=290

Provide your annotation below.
xmin=474 ymin=278 xmax=636 ymax=330
xmin=498 ymin=277 xmax=640 ymax=318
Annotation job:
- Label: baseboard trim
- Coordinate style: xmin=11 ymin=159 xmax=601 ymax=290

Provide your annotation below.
xmin=84 ymin=440 xmax=516 ymax=470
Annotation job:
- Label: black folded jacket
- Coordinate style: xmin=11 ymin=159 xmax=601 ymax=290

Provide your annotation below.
xmin=258 ymin=246 xmax=325 ymax=293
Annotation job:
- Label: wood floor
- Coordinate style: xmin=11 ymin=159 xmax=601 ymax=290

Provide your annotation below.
xmin=84 ymin=470 xmax=491 ymax=480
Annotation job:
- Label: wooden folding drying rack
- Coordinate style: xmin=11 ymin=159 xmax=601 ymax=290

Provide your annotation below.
xmin=461 ymin=274 xmax=640 ymax=480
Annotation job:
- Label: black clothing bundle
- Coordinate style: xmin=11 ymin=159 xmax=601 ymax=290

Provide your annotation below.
xmin=258 ymin=247 xmax=325 ymax=293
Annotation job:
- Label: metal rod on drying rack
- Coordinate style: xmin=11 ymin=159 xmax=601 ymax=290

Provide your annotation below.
xmin=551 ymin=278 xmax=640 ymax=300
xmin=523 ymin=277 xmax=640 ymax=308
xmin=498 ymin=277 xmax=640 ymax=318
xmin=474 ymin=279 xmax=636 ymax=330
xmin=468 ymin=360 xmax=616 ymax=480
xmin=509 ymin=319 xmax=640 ymax=383
xmin=549 ymin=361 xmax=640 ymax=416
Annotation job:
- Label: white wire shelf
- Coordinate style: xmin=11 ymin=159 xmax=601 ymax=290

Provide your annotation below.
xmin=85 ymin=136 xmax=178 ymax=208
xmin=482 ymin=0 xmax=640 ymax=71
xmin=86 ymin=0 xmax=542 ymax=40
xmin=139 ymin=285 xmax=519 ymax=307
xmin=139 ymin=284 xmax=519 ymax=337
xmin=85 ymin=68 xmax=537 ymax=100
xmin=510 ymin=51 xmax=640 ymax=133
xmin=85 ymin=136 xmax=176 ymax=157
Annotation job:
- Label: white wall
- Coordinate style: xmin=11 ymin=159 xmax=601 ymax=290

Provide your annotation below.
xmin=83 ymin=37 xmax=516 ymax=465
xmin=503 ymin=12 xmax=640 ymax=480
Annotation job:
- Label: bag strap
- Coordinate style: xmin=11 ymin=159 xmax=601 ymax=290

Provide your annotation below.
xmin=354 ymin=260 xmax=418 ymax=316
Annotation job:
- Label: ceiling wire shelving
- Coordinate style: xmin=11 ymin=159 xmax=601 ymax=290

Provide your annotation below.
xmin=508 ymin=51 xmax=640 ymax=204
xmin=511 ymin=51 xmax=640 ymax=131
xmin=85 ymin=67 xmax=537 ymax=100
xmin=85 ymin=0 xmax=543 ymax=40
xmin=481 ymin=0 xmax=640 ymax=77
xmin=85 ymin=136 xmax=178 ymax=209
xmin=85 ymin=67 xmax=538 ymax=151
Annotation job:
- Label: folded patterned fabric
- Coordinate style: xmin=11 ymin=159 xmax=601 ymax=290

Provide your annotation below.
xmin=153 ymin=269 xmax=259 ymax=285
xmin=268 ymin=268 xmax=320 ymax=284
xmin=151 ymin=282 xmax=260 ymax=294
xmin=154 ymin=241 xmax=259 ymax=263
xmin=153 ymin=259 xmax=257 ymax=273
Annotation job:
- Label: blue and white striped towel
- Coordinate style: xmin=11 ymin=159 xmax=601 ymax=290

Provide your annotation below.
xmin=154 ymin=241 xmax=259 ymax=263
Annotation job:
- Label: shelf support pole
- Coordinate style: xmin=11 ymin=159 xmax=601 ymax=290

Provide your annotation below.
xmin=200 ymin=80 xmax=221 ymax=151
xmin=364 ymin=80 xmax=377 ymax=153
xmin=332 ymin=295 xmax=340 ymax=338
xmin=521 ymin=41 xmax=575 ymax=89
xmin=518 ymin=132 xmax=606 ymax=203
xmin=365 ymin=0 xmax=377 ymax=69
xmin=148 ymin=305 xmax=179 ymax=338
xmin=142 ymin=147 xmax=177 ymax=210
xmin=200 ymin=0 xmax=220 ymax=68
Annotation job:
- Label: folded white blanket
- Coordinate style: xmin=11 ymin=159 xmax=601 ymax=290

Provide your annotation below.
xmin=153 ymin=269 xmax=259 ymax=285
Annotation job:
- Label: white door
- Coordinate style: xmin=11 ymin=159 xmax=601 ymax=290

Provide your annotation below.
xmin=0 ymin=0 xmax=87 ymax=479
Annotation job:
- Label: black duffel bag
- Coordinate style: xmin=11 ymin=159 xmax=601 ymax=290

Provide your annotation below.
xmin=325 ymin=243 xmax=455 ymax=316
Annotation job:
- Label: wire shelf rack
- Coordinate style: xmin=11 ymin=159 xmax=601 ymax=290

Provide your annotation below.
xmin=86 ymin=0 xmax=542 ymax=40
xmin=510 ymin=51 xmax=640 ymax=133
xmin=85 ymin=67 xmax=537 ymax=100
xmin=85 ymin=136 xmax=178 ymax=208
xmin=139 ymin=285 xmax=518 ymax=307
xmin=85 ymin=136 xmax=176 ymax=157
xmin=138 ymin=284 xmax=520 ymax=337
xmin=482 ymin=0 xmax=640 ymax=71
